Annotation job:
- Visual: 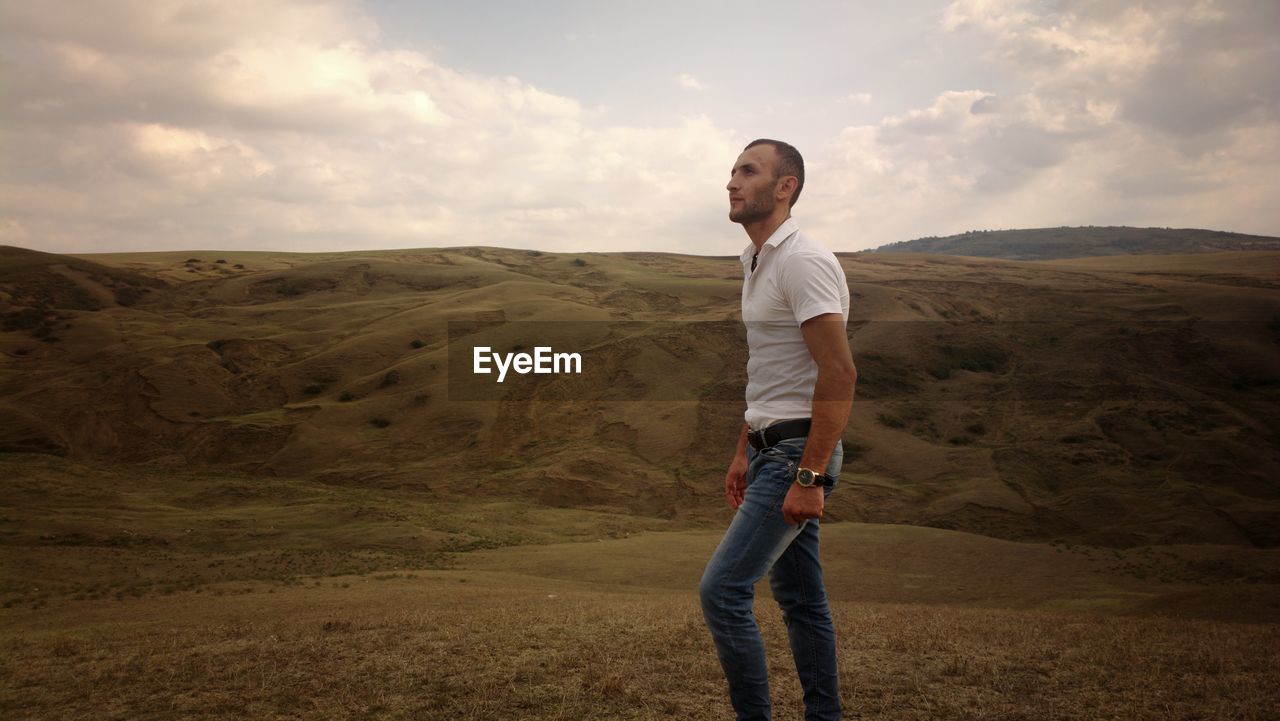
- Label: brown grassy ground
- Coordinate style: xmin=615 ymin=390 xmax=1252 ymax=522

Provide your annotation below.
xmin=4 ymin=245 xmax=1277 ymax=547
xmin=3 ymin=569 xmax=1276 ymax=721
xmin=3 ymin=454 xmax=1279 ymax=718
xmin=2 ymin=245 xmax=1278 ymax=718
xmin=5 ymin=455 xmax=1278 ymax=620
xmin=3 ymin=490 xmax=1279 ymax=720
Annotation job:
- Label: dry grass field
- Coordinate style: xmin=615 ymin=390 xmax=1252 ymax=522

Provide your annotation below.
xmin=2 ymin=241 xmax=1278 ymax=718
xmin=2 ymin=454 xmax=1278 ymax=719
xmin=2 ymin=528 xmax=1277 ymax=720
xmin=3 ymin=244 xmax=1277 ymax=546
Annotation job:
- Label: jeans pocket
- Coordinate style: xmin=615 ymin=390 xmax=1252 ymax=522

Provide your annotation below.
xmin=761 ymin=438 xmax=805 ymax=461
xmin=758 ymin=451 xmax=794 ymax=475
xmin=821 ymin=439 xmax=843 ymax=487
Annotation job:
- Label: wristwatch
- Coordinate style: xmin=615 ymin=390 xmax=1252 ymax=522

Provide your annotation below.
xmin=795 ymin=467 xmax=822 ymax=487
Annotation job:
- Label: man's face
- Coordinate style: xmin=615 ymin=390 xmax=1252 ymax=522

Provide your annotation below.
xmin=727 ymin=145 xmax=782 ymax=225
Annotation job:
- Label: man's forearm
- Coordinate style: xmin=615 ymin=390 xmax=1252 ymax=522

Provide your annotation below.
xmin=735 ymin=421 xmax=750 ymax=458
xmin=799 ymin=366 xmax=856 ymax=473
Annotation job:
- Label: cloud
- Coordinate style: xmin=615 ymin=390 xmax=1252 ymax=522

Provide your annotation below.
xmin=676 ymin=73 xmax=705 ymax=91
xmin=0 ymin=1 xmax=743 ymax=254
xmin=0 ymin=0 xmax=1274 ymax=256
xmin=797 ymin=0 xmax=1280 ymax=248
xmin=942 ymin=0 xmax=1279 ymax=138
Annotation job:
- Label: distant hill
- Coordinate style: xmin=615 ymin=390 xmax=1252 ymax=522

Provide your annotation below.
xmin=0 ymin=245 xmax=167 ymax=307
xmin=0 ymin=245 xmax=167 ymax=341
xmin=870 ymin=226 xmax=1280 ymax=260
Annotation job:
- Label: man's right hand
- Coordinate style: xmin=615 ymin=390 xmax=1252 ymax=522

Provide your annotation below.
xmin=724 ymin=453 xmax=748 ymax=509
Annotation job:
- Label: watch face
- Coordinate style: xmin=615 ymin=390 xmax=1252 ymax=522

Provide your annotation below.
xmin=796 ymin=468 xmax=818 ymax=487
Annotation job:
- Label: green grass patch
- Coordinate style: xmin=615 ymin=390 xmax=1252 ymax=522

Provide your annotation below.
xmin=877 ymin=413 xmax=906 ymax=429
xmin=927 ymin=343 xmax=1011 ymax=380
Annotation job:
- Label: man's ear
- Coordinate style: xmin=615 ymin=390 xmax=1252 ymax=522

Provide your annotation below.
xmin=776 ymin=175 xmax=798 ymax=203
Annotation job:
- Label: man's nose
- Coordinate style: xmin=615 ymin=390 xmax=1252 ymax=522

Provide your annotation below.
xmin=726 ymin=176 xmax=737 ymax=192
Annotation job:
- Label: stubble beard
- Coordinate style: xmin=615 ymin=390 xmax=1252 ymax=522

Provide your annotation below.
xmin=729 ymin=188 xmax=776 ymax=225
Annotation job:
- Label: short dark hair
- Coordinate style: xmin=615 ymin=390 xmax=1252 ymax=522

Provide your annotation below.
xmin=744 ymin=138 xmax=804 ymax=207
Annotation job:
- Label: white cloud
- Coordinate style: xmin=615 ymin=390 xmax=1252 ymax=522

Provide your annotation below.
xmin=676 ymin=73 xmax=705 ymax=91
xmin=797 ymin=0 xmax=1280 ymax=248
xmin=942 ymin=0 xmax=1278 ymax=137
xmin=0 ymin=1 xmax=743 ymax=254
xmin=0 ymin=0 xmax=1274 ymax=256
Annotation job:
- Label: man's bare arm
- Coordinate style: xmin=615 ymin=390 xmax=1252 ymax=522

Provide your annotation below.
xmin=780 ymin=313 xmax=856 ymax=525
xmin=798 ymin=313 xmax=857 ymax=473
xmin=724 ymin=421 xmax=749 ymax=508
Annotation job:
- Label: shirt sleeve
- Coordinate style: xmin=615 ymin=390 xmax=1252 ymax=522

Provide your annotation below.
xmin=779 ymin=250 xmax=847 ymax=325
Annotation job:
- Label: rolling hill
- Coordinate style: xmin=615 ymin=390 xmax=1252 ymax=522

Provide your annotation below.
xmin=870 ymin=226 xmax=1280 ymax=260
xmin=2 ymin=240 xmax=1278 ymax=721
xmin=2 ymin=242 xmax=1278 ymax=550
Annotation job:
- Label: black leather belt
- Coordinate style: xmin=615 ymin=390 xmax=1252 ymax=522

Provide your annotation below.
xmin=747 ymin=418 xmax=811 ymax=451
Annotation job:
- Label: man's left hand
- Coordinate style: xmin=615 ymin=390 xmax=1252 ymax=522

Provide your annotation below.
xmin=781 ymin=484 xmax=824 ymax=526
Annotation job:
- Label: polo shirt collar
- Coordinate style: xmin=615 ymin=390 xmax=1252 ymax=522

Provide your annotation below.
xmin=739 ymin=217 xmax=800 ymax=265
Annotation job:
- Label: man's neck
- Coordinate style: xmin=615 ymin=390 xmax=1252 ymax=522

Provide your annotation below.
xmin=742 ymin=212 xmax=792 ymax=250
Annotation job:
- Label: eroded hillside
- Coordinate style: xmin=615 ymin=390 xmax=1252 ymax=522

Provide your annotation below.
xmin=2 ymin=244 xmax=1278 ymax=547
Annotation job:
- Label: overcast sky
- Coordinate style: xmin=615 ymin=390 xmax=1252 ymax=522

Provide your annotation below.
xmin=1 ymin=0 xmax=1277 ymax=255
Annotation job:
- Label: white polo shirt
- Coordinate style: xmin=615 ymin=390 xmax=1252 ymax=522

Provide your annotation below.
xmin=740 ymin=217 xmax=849 ymax=431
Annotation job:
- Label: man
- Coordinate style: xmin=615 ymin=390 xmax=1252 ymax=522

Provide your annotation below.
xmin=700 ymin=139 xmax=856 ymax=721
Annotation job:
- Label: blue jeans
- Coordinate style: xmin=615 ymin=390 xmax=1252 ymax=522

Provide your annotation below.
xmin=700 ymin=437 xmax=843 ymax=721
